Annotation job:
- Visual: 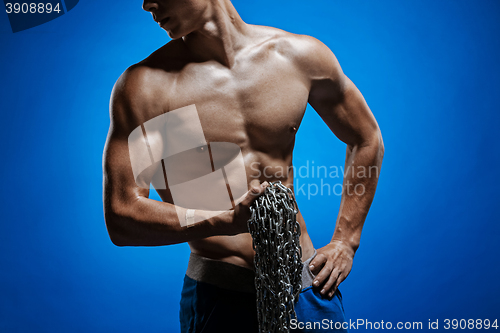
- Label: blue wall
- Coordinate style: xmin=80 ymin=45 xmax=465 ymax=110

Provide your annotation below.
xmin=1 ymin=0 xmax=499 ymax=332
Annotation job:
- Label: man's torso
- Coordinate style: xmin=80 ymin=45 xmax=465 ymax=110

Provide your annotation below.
xmin=129 ymin=25 xmax=316 ymax=268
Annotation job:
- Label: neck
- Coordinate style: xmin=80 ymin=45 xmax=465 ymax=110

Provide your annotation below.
xmin=182 ymin=0 xmax=248 ymax=68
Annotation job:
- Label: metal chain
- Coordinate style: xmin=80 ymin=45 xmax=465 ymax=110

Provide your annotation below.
xmin=248 ymin=181 xmax=303 ymax=333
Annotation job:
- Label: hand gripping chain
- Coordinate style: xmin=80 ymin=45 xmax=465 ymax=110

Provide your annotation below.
xmin=247 ymin=181 xmax=303 ymax=333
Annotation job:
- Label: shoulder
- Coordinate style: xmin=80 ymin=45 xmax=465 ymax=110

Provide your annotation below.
xmin=112 ymin=64 xmax=162 ymax=106
xmin=109 ymin=65 xmax=161 ymax=130
xmin=253 ymin=26 xmax=344 ymax=82
xmin=112 ymin=40 xmax=183 ymax=103
xmin=111 ymin=38 xmax=186 ymax=105
xmin=109 ymin=41 xmax=184 ymax=129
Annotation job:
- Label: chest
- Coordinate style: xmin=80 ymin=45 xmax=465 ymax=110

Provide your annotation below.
xmin=164 ymin=55 xmax=310 ymax=149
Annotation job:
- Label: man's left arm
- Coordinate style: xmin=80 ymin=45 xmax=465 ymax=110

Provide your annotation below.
xmin=298 ymin=35 xmax=385 ymax=298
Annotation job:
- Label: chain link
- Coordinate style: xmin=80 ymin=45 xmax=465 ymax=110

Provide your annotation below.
xmin=248 ymin=181 xmax=303 ymax=333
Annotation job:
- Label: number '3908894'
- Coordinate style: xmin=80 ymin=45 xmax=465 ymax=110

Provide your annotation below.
xmin=5 ymin=3 xmax=61 ymax=14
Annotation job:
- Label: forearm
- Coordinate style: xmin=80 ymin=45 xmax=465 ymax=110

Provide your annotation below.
xmin=105 ymin=196 xmax=234 ymax=246
xmin=332 ymin=134 xmax=384 ymax=251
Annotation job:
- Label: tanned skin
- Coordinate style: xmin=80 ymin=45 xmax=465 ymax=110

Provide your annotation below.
xmin=103 ymin=0 xmax=384 ymax=299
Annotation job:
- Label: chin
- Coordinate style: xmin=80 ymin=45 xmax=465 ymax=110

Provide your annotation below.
xmin=167 ymin=32 xmax=181 ymax=40
xmin=165 ymin=28 xmax=187 ymax=40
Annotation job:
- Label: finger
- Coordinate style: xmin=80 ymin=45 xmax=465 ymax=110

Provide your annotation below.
xmin=330 ymin=272 xmax=346 ymax=298
xmin=309 ymin=253 xmax=327 ymax=276
xmin=250 ymin=180 xmax=269 ymax=195
xmin=249 ymin=181 xmax=269 ymax=199
xmin=322 ymin=268 xmax=341 ymax=296
xmin=248 ymin=179 xmax=263 ymax=196
xmin=312 ymin=263 xmax=332 ymax=288
xmin=239 ymin=181 xmax=269 ymax=206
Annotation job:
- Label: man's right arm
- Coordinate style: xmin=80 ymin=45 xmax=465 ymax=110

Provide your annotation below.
xmin=102 ymin=67 xmax=263 ymax=246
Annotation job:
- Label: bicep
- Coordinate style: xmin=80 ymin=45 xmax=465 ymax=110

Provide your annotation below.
xmin=297 ymin=36 xmax=380 ymax=147
xmin=103 ymin=127 xmax=150 ymax=213
xmin=309 ymin=74 xmax=380 ymax=148
xmin=104 ymin=66 xmax=165 ymax=207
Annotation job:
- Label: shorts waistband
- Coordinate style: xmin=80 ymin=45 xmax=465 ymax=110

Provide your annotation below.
xmin=186 ymin=249 xmax=317 ymax=293
xmin=301 ymin=249 xmax=317 ymax=290
xmin=186 ymin=253 xmax=256 ymax=293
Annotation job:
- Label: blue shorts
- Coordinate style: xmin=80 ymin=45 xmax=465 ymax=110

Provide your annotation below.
xmin=179 ymin=252 xmax=348 ymax=333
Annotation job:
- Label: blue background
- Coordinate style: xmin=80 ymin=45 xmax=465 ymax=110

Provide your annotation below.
xmin=1 ymin=0 xmax=499 ymax=332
